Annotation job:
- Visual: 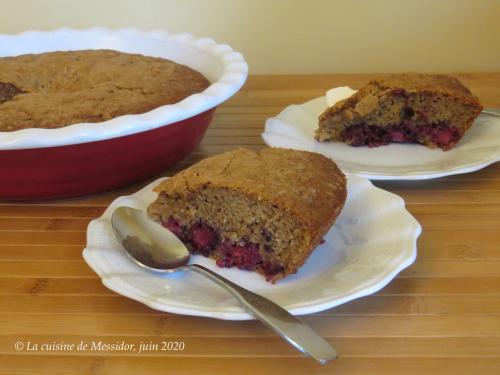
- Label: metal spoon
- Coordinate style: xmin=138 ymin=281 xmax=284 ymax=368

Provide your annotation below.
xmin=111 ymin=206 xmax=337 ymax=364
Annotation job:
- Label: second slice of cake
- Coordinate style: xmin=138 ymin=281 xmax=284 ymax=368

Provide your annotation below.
xmin=147 ymin=148 xmax=346 ymax=282
xmin=316 ymin=73 xmax=483 ymax=150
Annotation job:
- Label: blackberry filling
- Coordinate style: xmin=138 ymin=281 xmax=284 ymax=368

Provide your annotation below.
xmin=0 ymin=82 xmax=23 ymax=104
xmin=161 ymin=217 xmax=285 ymax=279
xmin=261 ymin=262 xmax=285 ymax=277
xmin=343 ymin=124 xmax=392 ymax=147
xmin=186 ymin=221 xmax=219 ymax=256
xmin=428 ymin=124 xmax=460 ymax=148
xmin=342 ymin=122 xmax=460 ymax=149
xmin=216 ymin=240 xmax=261 ymax=270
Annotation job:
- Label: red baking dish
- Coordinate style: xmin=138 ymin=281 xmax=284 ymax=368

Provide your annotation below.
xmin=0 ymin=29 xmax=247 ymax=200
xmin=0 ymin=109 xmax=214 ymax=200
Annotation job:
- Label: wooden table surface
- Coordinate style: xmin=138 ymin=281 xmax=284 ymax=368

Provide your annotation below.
xmin=1 ymin=74 xmax=500 ymax=374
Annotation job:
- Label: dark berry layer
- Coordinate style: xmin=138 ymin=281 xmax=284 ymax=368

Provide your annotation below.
xmin=342 ymin=122 xmax=460 ymax=150
xmin=216 ymin=240 xmax=261 ymax=270
xmin=162 ymin=216 xmax=284 ymax=280
xmin=186 ymin=221 xmax=219 ymax=256
xmin=0 ymin=82 xmax=23 ymax=104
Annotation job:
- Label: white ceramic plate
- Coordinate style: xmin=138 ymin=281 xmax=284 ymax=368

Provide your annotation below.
xmin=262 ymin=87 xmax=500 ymax=180
xmin=83 ymin=175 xmax=421 ymax=320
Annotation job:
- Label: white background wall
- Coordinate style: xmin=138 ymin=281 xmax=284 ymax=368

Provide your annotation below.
xmin=1 ymin=0 xmax=499 ymax=74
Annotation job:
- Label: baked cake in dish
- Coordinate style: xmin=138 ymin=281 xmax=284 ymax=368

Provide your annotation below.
xmin=316 ymin=73 xmax=483 ymax=150
xmin=147 ymin=148 xmax=347 ymax=282
xmin=0 ymin=49 xmax=210 ymax=131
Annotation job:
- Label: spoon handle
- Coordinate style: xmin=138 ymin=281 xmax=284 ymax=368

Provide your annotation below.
xmin=481 ymin=108 xmax=500 ymax=117
xmin=189 ymin=264 xmax=337 ymax=364
xmin=481 ymin=109 xmax=500 ymax=118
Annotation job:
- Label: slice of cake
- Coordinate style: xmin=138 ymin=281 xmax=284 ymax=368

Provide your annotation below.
xmin=316 ymin=73 xmax=483 ymax=150
xmin=147 ymin=148 xmax=347 ymax=282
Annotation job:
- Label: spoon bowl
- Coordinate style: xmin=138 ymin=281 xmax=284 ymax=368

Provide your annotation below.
xmin=112 ymin=206 xmax=190 ymax=271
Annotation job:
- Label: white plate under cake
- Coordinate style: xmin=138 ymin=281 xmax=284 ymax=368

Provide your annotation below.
xmin=83 ymin=171 xmax=420 ymax=320
xmin=263 ymin=86 xmax=500 ymax=180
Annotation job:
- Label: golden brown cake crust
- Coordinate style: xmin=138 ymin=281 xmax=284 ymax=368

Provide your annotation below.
xmin=153 ymin=148 xmax=346 ymax=237
xmin=374 ymin=73 xmax=475 ymax=96
xmin=0 ymin=49 xmax=210 ymax=131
